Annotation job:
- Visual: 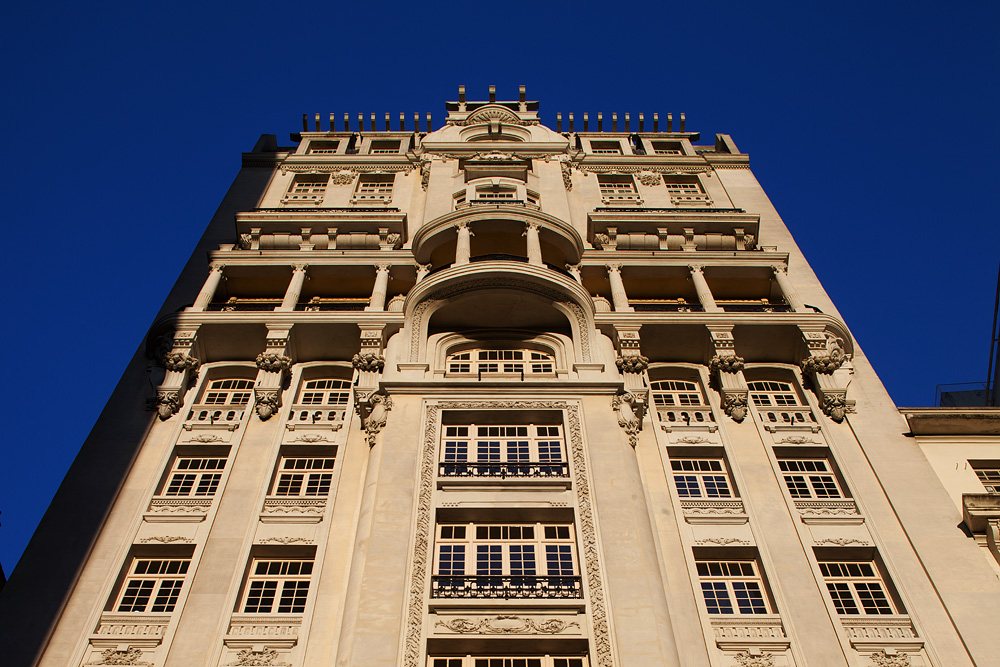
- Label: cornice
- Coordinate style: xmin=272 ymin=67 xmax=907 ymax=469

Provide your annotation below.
xmin=420 ymin=141 xmax=570 ymax=157
xmin=169 ymin=311 xmax=405 ymax=327
xmin=577 ymin=251 xmax=789 ymax=268
xmin=207 ymin=249 xmax=417 ymax=265
xmin=236 ymin=209 xmax=407 ymax=224
xmin=380 ymin=382 xmax=622 ymax=395
xmin=587 ymin=210 xmax=760 ymax=225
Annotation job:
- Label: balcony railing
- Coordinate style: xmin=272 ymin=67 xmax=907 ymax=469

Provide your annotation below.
xmin=717 ymin=300 xmax=792 ymax=313
xmin=630 ymin=299 xmax=704 ymax=313
xmin=297 ymin=297 xmax=369 ymax=312
xmin=431 ymin=575 xmax=583 ymax=599
xmin=287 ymin=404 xmax=349 ymax=424
xmin=756 ymin=406 xmax=817 ymax=426
xmin=187 ymin=403 xmax=247 ymax=424
xmin=657 ymin=408 xmax=716 ymax=424
xmin=207 ymin=298 xmax=283 ymax=312
xmin=438 ymin=462 xmax=570 ymax=478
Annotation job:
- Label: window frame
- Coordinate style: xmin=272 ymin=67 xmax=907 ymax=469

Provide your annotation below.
xmin=201 ymin=378 xmax=254 ymax=406
xmin=439 ymin=423 xmax=568 ymax=478
xmin=114 ymin=558 xmax=191 ymax=614
xmin=695 ymin=558 xmax=772 ymax=615
xmin=818 ymin=559 xmax=898 ymax=615
xmin=777 ymin=457 xmax=846 ymax=500
xmin=353 ymin=174 xmax=395 ymax=203
xmin=283 ymin=176 xmax=329 ymax=204
xmin=670 ymin=458 xmax=735 ymax=499
xmin=269 ymin=455 xmax=337 ymax=498
xmin=596 ymin=174 xmax=640 ymax=203
xmin=239 ymin=558 xmax=314 ymax=614
xmin=160 ymin=455 xmax=227 ymax=498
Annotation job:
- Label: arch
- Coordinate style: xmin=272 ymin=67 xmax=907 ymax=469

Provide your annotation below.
xmin=431 ymin=330 xmax=571 ymax=376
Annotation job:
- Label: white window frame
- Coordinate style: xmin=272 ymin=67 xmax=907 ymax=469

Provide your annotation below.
xmin=670 ymin=458 xmax=735 ymax=499
xmin=650 ymin=140 xmax=683 ymax=155
xmin=161 ymin=456 xmax=227 ymax=497
xmin=439 ymin=424 xmax=567 ymax=478
xmin=353 ymin=174 xmax=394 ymax=203
xmin=447 ymin=349 xmax=555 ymax=377
xmin=651 ymin=380 xmax=705 ymax=407
xmin=283 ymin=176 xmax=328 ymax=204
xmin=307 ymin=140 xmax=340 ymax=154
xmin=115 ymin=558 xmax=190 ymax=613
xmin=778 ymin=458 xmax=844 ymax=499
xmin=664 ymin=178 xmax=712 ymax=206
xmin=369 ymin=139 xmax=401 ymax=154
xmin=696 ymin=559 xmax=771 ymax=615
xmin=270 ymin=456 xmax=337 ymax=498
xmin=747 ymin=381 xmax=799 ymax=407
xmin=202 ymin=379 xmax=254 ymax=406
xmin=240 ymin=559 xmax=314 ymax=614
xmin=589 ymin=140 xmax=623 ymax=155
xmin=597 ymin=175 xmax=640 ymax=203
xmin=819 ymin=560 xmax=897 ymax=615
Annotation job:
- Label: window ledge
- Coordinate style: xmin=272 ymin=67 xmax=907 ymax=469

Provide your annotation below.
xmin=681 ymin=499 xmax=748 ymax=524
xmin=259 ymin=497 xmax=327 ymax=523
xmin=711 ymin=615 xmax=789 ymax=651
xmin=93 ymin=612 xmax=171 ymax=641
xmin=841 ymin=615 xmax=922 ymax=652
xmin=144 ymin=497 xmax=213 ymax=523
xmin=796 ymin=499 xmax=864 ymax=525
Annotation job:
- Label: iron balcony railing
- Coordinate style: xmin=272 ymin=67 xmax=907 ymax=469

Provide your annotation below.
xmin=438 ymin=462 xmax=570 ymax=478
xmin=431 ymin=575 xmax=583 ymax=599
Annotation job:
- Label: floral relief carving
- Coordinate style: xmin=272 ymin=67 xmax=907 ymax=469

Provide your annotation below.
xmin=814 ymin=537 xmax=869 ymax=546
xmin=139 ymin=536 xmax=192 ymax=544
xmin=734 ymin=652 xmax=774 ymax=667
xmin=258 ymin=536 xmax=314 ymax=545
xmin=780 ymin=435 xmax=820 ymax=444
xmin=615 ymin=355 xmax=649 ymax=374
xmin=91 ymin=648 xmax=149 ymax=665
xmin=869 ymin=651 xmax=911 ymax=667
xmin=637 ymin=172 xmax=662 ymax=186
xmin=230 ymin=648 xmax=289 ymax=666
xmin=330 ymin=170 xmax=355 ymax=185
xmin=561 ymin=161 xmax=573 ymax=191
xmin=186 ymin=433 xmax=225 ymax=443
xmin=352 ymin=352 xmax=386 ymax=373
xmin=695 ymin=537 xmax=750 ymax=546
xmin=162 ymin=352 xmax=200 ymax=373
xmin=290 ymin=433 xmax=329 ymax=443
xmin=256 ymin=353 xmax=292 ymax=373
xmin=434 ymin=615 xmax=580 ymax=634
xmin=710 ymin=354 xmax=745 ymax=374
xmin=676 ymin=436 xmax=711 ymax=444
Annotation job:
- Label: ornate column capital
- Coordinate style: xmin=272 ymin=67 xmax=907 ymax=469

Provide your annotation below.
xmin=605 ymin=263 xmax=622 ymax=273
xmin=291 ymin=263 xmax=309 ymax=272
xmin=455 ymin=220 xmax=471 ymax=231
xmin=771 ymin=264 xmax=787 ymax=275
xmin=688 ymin=264 xmax=705 ymax=274
xmin=208 ymin=262 xmax=226 ymax=273
xmin=523 ymin=220 xmax=541 ymax=234
xmin=375 ymin=263 xmax=392 ymax=272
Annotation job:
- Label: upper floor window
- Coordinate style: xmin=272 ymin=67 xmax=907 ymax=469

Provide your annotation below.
xmin=241 ymin=558 xmax=313 ymax=614
xmin=162 ymin=456 xmax=226 ymax=497
xmin=431 ymin=659 xmax=586 ymax=667
xmin=447 ymin=349 xmax=555 ymax=376
xmin=289 ymin=378 xmax=351 ymax=424
xmin=440 ymin=424 xmax=567 ymax=478
xmin=597 ymin=175 xmax=640 ymax=203
xmin=650 ymin=140 xmax=683 ymax=155
xmin=432 ymin=522 xmax=581 ymax=598
xmin=671 ymin=458 xmax=734 ymax=499
xmin=474 ymin=184 xmax=518 ymax=203
xmin=115 ymin=558 xmax=190 ymax=613
xmin=203 ymin=379 xmax=254 ymax=406
xmin=307 ymin=140 xmax=340 ymax=154
xmin=664 ymin=177 xmax=711 ymax=206
xmin=651 ymin=380 xmax=714 ymax=423
xmin=270 ymin=456 xmax=337 ymax=497
xmin=819 ymin=560 xmax=897 ymax=615
xmin=747 ymin=381 xmax=798 ymax=407
xmin=590 ymin=140 xmax=623 ymax=155
xmin=283 ymin=176 xmax=328 ymax=204
xmin=972 ymin=463 xmax=1000 ymax=493
xmin=353 ymin=174 xmax=394 ymax=203
xmin=778 ymin=458 xmax=844 ymax=499
xmin=369 ymin=140 xmax=401 ymax=154
xmin=696 ymin=559 xmax=771 ymax=615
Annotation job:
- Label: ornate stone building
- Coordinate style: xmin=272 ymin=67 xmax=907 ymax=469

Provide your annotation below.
xmin=3 ymin=87 xmax=999 ymax=667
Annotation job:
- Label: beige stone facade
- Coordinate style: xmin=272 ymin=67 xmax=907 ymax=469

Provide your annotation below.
xmin=3 ymin=89 xmax=999 ymax=667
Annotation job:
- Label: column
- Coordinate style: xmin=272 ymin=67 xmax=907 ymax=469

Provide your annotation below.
xmin=772 ymin=265 xmax=807 ymax=312
xmin=689 ymin=264 xmax=722 ymax=313
xmin=191 ymin=263 xmax=224 ymax=311
xmin=365 ymin=264 xmax=391 ymax=312
xmin=277 ymin=264 xmax=308 ymax=312
xmin=415 ymin=263 xmax=431 ymax=282
xmin=524 ymin=221 xmax=543 ymax=265
xmin=455 ymin=221 xmax=472 ymax=265
xmin=565 ymin=264 xmax=582 ymax=284
xmin=606 ymin=264 xmax=633 ymax=312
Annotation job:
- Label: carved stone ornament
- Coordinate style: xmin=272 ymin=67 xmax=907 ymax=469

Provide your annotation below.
xmin=352 ymin=351 xmax=386 ymax=373
xmin=780 ymin=435 xmax=820 ymax=444
xmin=162 ymin=352 xmax=200 ymax=373
xmin=822 ymin=394 xmax=847 ymax=422
xmin=230 ymin=648 xmax=289 ymax=666
xmin=435 ymin=615 xmax=580 ymax=634
xmin=255 ymin=390 xmax=281 ymax=421
xmin=258 ymin=536 xmax=313 ymax=545
xmin=456 ymin=105 xmax=536 ymax=126
xmin=612 ymin=392 xmax=647 ymax=447
xmin=256 ymin=353 xmax=292 ymax=374
xmin=156 ymin=390 xmax=181 ymax=421
xmin=561 ymin=161 xmax=573 ymax=191
xmin=238 ymin=233 xmax=252 ymax=249
xmin=419 ymin=160 xmax=431 ymax=190
xmin=723 ymin=393 xmax=749 ymax=423
xmin=92 ymin=648 xmax=149 ymax=665
xmin=869 ymin=650 xmax=911 ymax=667
xmin=815 ymin=537 xmax=869 ymax=546
xmin=637 ymin=172 xmax=662 ymax=186
xmin=801 ymin=355 xmax=844 ymax=374
xmin=355 ymin=390 xmax=392 ymax=447
xmin=743 ymin=234 xmax=756 ymax=250
xmin=291 ymin=433 xmax=329 ymax=443
xmin=330 ymin=170 xmax=355 ymax=185
xmin=676 ymin=435 xmax=711 ymax=444
xmin=734 ymin=652 xmax=775 ymax=667
xmin=615 ymin=355 xmax=650 ymax=374
xmin=695 ymin=537 xmax=750 ymax=546
xmin=139 ymin=535 xmax=192 ymax=544
xmin=710 ymin=354 xmax=746 ymax=374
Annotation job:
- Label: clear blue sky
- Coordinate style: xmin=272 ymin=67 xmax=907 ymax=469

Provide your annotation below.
xmin=1 ymin=1 xmax=997 ymax=572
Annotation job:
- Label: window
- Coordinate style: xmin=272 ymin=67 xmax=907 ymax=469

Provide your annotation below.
xmin=284 ymin=177 xmax=328 ymax=203
xmin=590 ymin=140 xmax=622 ymax=155
xmin=447 ymin=349 xmax=555 ymax=376
xmin=972 ymin=464 xmax=1000 ymax=493
xmin=433 ymin=522 xmax=580 ymax=598
xmin=353 ymin=174 xmax=394 ymax=202
xmin=597 ymin=175 xmax=639 ymax=202
xmin=671 ymin=459 xmax=733 ymax=498
xmin=778 ymin=458 xmax=844 ymax=499
xmin=650 ymin=141 xmax=683 ymax=155
xmin=696 ymin=559 xmax=771 ymax=615
xmin=203 ymin=379 xmax=254 ymax=406
xmin=289 ymin=378 xmax=351 ymax=423
xmin=474 ymin=185 xmax=518 ymax=203
xmin=162 ymin=456 xmax=226 ymax=497
xmin=819 ymin=561 xmax=897 ymax=615
xmin=369 ymin=140 xmax=400 ymax=154
xmin=115 ymin=559 xmax=190 ymax=613
xmin=651 ymin=380 xmax=713 ymax=423
xmin=747 ymin=381 xmax=798 ymax=407
xmin=430 ymin=659 xmax=586 ymax=667
xmin=664 ymin=178 xmax=711 ymax=206
xmin=307 ymin=140 xmax=340 ymax=154
xmin=271 ymin=456 xmax=336 ymax=497
xmin=440 ymin=424 xmax=567 ymax=478
xmin=241 ymin=559 xmax=313 ymax=613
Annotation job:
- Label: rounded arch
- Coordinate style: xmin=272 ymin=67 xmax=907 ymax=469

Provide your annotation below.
xmin=431 ymin=330 xmax=571 ymax=375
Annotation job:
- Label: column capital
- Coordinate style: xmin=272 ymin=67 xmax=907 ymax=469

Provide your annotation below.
xmin=687 ymin=264 xmax=705 ymax=274
xmin=291 ymin=263 xmax=309 ymax=272
xmin=375 ymin=263 xmax=392 ymax=272
xmin=606 ymin=263 xmax=623 ymax=273
xmin=455 ymin=220 xmax=470 ymax=230
xmin=209 ymin=262 xmax=226 ymax=272
xmin=523 ymin=220 xmax=541 ymax=233
xmin=771 ymin=264 xmax=788 ymax=275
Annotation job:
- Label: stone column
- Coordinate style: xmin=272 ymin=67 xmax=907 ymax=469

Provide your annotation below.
xmin=772 ymin=265 xmax=807 ymax=313
xmin=455 ymin=221 xmax=473 ymax=265
xmin=415 ymin=263 xmax=431 ymax=282
xmin=689 ymin=264 xmax=722 ymax=313
xmin=606 ymin=264 xmax=634 ymax=312
xmin=524 ymin=221 xmax=543 ymax=265
xmin=565 ymin=264 xmax=582 ymax=284
xmin=277 ymin=264 xmax=308 ymax=312
xmin=191 ymin=264 xmax=224 ymax=311
xmin=365 ymin=265 xmax=391 ymax=312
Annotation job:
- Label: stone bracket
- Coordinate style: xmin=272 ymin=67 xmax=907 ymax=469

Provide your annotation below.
xmin=354 ymin=389 xmax=392 ymax=447
xmin=612 ymin=390 xmax=648 ymax=447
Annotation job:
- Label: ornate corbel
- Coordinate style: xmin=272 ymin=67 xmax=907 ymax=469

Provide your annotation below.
xmin=709 ymin=354 xmax=745 ymax=375
xmin=156 ymin=390 xmax=182 ymax=421
xmin=352 ymin=351 xmax=386 ymax=373
xmin=612 ymin=392 xmax=646 ymax=448
xmin=722 ymin=392 xmax=749 ymax=423
xmin=152 ymin=330 xmax=200 ymax=420
xmin=800 ymin=330 xmax=852 ymax=422
xmin=355 ymin=389 xmax=392 ymax=447
xmin=254 ymin=389 xmax=282 ymax=421
xmin=615 ymin=355 xmax=649 ymax=375
xmin=253 ymin=328 xmax=293 ymax=421
xmin=821 ymin=393 xmax=848 ymax=423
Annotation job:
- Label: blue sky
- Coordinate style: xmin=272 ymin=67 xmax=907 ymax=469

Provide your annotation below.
xmin=1 ymin=1 xmax=997 ymax=571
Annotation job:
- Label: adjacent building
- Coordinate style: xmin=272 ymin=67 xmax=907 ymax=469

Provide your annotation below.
xmin=3 ymin=87 xmax=999 ymax=667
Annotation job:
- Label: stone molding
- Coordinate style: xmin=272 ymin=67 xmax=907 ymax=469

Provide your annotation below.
xmin=433 ymin=615 xmax=580 ymax=635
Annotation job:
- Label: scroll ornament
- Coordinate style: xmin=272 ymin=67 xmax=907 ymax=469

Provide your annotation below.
xmin=615 ymin=355 xmax=649 ymax=374
xmin=709 ymin=354 xmax=745 ymax=374
xmin=723 ymin=394 xmax=748 ymax=422
xmin=352 ymin=351 xmax=386 ymax=373
xmin=612 ymin=392 xmax=647 ymax=447
xmin=256 ymin=353 xmax=292 ymax=374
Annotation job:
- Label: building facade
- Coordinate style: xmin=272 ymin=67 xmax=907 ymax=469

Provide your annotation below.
xmin=3 ymin=88 xmax=999 ymax=667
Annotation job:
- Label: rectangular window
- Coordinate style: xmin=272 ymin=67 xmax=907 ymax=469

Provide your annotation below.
xmin=271 ymin=457 xmax=336 ymax=497
xmin=203 ymin=379 xmax=254 ymax=406
xmin=433 ymin=522 xmax=580 ymax=598
xmin=590 ymin=140 xmax=623 ymax=155
xmin=972 ymin=464 xmax=1000 ymax=493
xmin=307 ymin=140 xmax=340 ymax=154
xmin=778 ymin=459 xmax=843 ymax=499
xmin=163 ymin=457 xmax=226 ymax=497
xmin=597 ymin=175 xmax=639 ymax=201
xmin=116 ymin=559 xmax=190 ymax=613
xmin=696 ymin=559 xmax=770 ymax=615
xmin=664 ymin=178 xmax=711 ymax=206
xmin=354 ymin=175 xmax=394 ymax=202
xmin=671 ymin=459 xmax=733 ymax=498
xmin=241 ymin=559 xmax=313 ymax=613
xmin=369 ymin=140 xmax=401 ymax=154
xmin=440 ymin=424 xmax=567 ymax=477
xmin=819 ymin=561 xmax=896 ymax=615
xmin=284 ymin=177 xmax=328 ymax=203
xmin=651 ymin=141 xmax=683 ymax=155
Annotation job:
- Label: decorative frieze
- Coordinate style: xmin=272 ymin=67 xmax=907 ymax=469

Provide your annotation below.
xmin=88 ymin=647 xmax=149 ymax=665
xmin=94 ymin=613 xmax=170 ymax=638
xmin=229 ymin=648 xmax=289 ymax=666
xmin=433 ymin=615 xmax=581 ymax=635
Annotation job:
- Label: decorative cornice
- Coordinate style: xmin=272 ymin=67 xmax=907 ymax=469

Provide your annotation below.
xmin=434 ymin=615 xmax=580 ymax=634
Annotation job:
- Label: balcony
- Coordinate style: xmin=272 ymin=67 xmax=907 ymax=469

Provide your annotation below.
xmin=286 ymin=404 xmax=349 ymax=425
xmin=438 ymin=462 xmax=570 ymax=479
xmin=187 ymin=403 xmax=247 ymax=425
xmin=431 ymin=575 xmax=583 ymax=599
xmin=630 ymin=299 xmax=704 ymax=313
xmin=207 ymin=298 xmax=282 ymax=312
xmin=297 ymin=297 xmax=369 ymax=312
xmin=717 ymin=299 xmax=792 ymax=313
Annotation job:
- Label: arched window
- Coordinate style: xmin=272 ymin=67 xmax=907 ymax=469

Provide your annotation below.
xmin=447 ymin=348 xmax=555 ymax=377
xmin=189 ymin=377 xmax=255 ymax=424
xmin=747 ymin=381 xmax=798 ymax=407
xmin=289 ymin=378 xmax=351 ymax=424
xmin=651 ymin=380 xmax=713 ymax=423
